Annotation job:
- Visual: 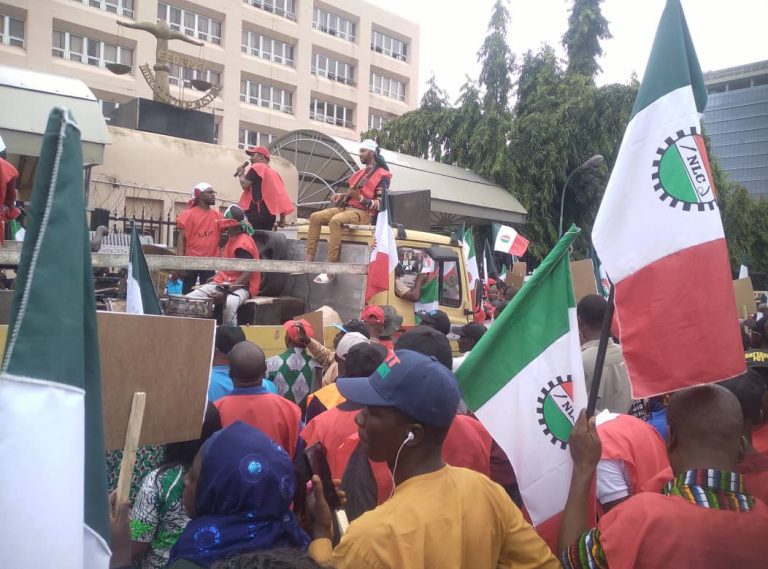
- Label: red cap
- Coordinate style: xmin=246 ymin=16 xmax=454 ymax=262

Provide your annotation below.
xmin=245 ymin=145 xmax=270 ymax=160
xmin=283 ymin=318 xmax=314 ymax=342
xmin=361 ymin=305 xmax=385 ymax=324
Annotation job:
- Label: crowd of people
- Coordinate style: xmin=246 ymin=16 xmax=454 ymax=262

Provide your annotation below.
xmin=106 ymin=284 xmax=768 ymax=568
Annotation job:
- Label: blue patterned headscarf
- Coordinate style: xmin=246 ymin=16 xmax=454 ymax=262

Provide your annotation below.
xmin=167 ymin=422 xmax=309 ymax=567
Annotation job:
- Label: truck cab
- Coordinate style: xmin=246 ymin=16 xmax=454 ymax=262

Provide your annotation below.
xmin=242 ymin=223 xmax=474 ymax=329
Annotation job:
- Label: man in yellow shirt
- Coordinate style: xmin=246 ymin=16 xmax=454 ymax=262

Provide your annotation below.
xmin=306 ymin=349 xmax=559 ymax=569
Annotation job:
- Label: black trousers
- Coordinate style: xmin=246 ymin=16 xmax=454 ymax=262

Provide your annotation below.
xmin=182 ymin=270 xmax=215 ymax=294
xmin=246 ymin=200 xmax=276 ymax=231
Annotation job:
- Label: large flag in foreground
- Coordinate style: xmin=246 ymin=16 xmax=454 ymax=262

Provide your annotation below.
xmin=0 ymin=109 xmax=110 ymax=567
xmin=456 ymin=226 xmax=587 ymax=533
xmin=365 ymin=191 xmax=398 ymax=301
xmin=126 ymin=221 xmax=162 ymax=315
xmin=592 ymin=0 xmax=744 ymax=397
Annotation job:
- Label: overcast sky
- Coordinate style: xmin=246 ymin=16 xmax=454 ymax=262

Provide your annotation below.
xmin=382 ymin=0 xmax=767 ymax=102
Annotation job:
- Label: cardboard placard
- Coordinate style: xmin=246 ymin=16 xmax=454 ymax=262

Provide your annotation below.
xmin=506 ymin=262 xmax=527 ymax=291
xmin=294 ymin=309 xmax=326 ymax=347
xmin=99 ymin=312 xmax=214 ymax=450
xmin=733 ymin=278 xmax=755 ymax=319
xmin=571 ymin=259 xmax=598 ymax=302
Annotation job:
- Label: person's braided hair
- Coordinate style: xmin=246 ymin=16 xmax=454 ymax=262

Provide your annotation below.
xmin=212 ymin=548 xmax=322 ymax=569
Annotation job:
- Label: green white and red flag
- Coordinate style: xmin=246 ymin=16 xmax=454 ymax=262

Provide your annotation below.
xmin=366 ymin=191 xmax=398 ymax=301
xmin=456 ymin=226 xmax=587 ymax=542
xmin=494 ymin=224 xmax=529 ymax=257
xmin=591 ymin=0 xmax=745 ymax=397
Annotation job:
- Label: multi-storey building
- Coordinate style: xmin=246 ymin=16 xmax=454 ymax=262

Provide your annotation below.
xmin=0 ymin=0 xmax=419 ymax=148
xmin=704 ymin=60 xmax=768 ymax=199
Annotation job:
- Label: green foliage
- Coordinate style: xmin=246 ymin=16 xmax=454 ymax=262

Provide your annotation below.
xmin=562 ymin=0 xmax=612 ymax=80
xmin=477 ymin=0 xmax=516 ymax=111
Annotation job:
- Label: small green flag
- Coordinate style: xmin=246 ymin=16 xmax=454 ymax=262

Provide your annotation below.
xmin=126 ymin=221 xmax=161 ymax=315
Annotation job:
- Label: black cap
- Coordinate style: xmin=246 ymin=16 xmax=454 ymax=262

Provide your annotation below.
xmin=456 ymin=322 xmax=487 ymax=343
xmin=215 ymin=324 xmax=246 ymax=354
xmin=344 ymin=342 xmax=388 ymax=377
xmin=394 ymin=325 xmax=452 ymax=369
xmin=343 ymin=319 xmax=370 ymax=338
xmin=417 ymin=309 xmax=451 ymax=335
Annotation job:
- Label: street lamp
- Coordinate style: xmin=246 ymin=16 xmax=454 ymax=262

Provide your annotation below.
xmin=558 ymin=154 xmax=605 ymax=238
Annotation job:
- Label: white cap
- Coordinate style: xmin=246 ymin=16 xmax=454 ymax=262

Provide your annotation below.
xmin=360 ymin=139 xmax=378 ymax=152
xmin=335 ymin=332 xmax=370 ymax=361
xmin=193 ymin=182 xmax=213 ymax=196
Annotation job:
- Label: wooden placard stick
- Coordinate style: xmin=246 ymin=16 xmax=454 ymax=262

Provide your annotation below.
xmin=115 ymin=392 xmax=147 ymax=505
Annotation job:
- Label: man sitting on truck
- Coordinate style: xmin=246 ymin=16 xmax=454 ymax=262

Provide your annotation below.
xmin=305 ymin=139 xmax=392 ymax=284
xmin=186 ymin=205 xmax=260 ymax=325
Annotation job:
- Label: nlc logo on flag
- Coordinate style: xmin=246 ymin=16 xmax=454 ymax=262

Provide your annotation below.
xmin=536 ymin=376 xmax=576 ymax=450
xmin=653 ymin=127 xmax=717 ymax=211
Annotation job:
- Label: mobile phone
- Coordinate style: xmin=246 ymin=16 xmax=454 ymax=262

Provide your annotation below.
xmin=306 ymin=443 xmax=341 ymax=511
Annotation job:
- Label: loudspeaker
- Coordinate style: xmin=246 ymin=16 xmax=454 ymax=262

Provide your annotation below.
xmin=113 ymin=98 xmax=214 ymax=144
xmin=388 ymin=190 xmax=431 ymax=231
xmin=90 ymin=207 xmax=110 ymax=231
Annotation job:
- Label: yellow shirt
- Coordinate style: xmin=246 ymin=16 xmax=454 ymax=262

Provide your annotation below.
xmin=309 ymin=465 xmax=559 ymax=569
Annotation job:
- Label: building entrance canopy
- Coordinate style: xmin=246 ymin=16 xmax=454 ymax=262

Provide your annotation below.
xmin=269 ymin=130 xmax=526 ymax=228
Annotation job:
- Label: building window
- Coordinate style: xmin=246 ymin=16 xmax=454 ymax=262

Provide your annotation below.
xmin=169 ymin=65 xmax=221 ymax=88
xmin=213 ymin=122 xmax=220 ymax=145
xmin=240 ymin=80 xmax=293 ymax=114
xmin=157 ymin=3 xmax=222 ymax=45
xmin=98 ymin=100 xmax=120 ymax=123
xmin=368 ymin=112 xmax=393 ymax=131
xmin=75 ymin=0 xmax=135 ymax=18
xmin=370 ymin=72 xmax=406 ymax=101
xmin=311 ymin=53 xmax=354 ymax=85
xmin=371 ymin=30 xmax=408 ymax=62
xmin=52 ymin=30 xmax=133 ymax=69
xmin=0 ymin=14 xmax=24 ymax=48
xmin=243 ymin=0 xmax=295 ymax=20
xmin=310 ymin=98 xmax=353 ymax=129
xmin=239 ymin=127 xmax=275 ymax=149
xmin=241 ymin=30 xmax=294 ymax=66
xmin=312 ymin=7 xmax=355 ymax=42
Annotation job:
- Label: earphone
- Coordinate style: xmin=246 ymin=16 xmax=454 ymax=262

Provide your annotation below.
xmin=389 ymin=431 xmax=416 ymax=499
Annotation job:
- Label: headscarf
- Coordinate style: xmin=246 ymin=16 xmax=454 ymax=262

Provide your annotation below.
xmin=187 ymin=182 xmax=214 ymax=209
xmin=359 ymin=138 xmax=389 ymax=172
xmin=219 ymin=204 xmax=255 ymax=236
xmin=167 ymin=422 xmax=309 ymax=567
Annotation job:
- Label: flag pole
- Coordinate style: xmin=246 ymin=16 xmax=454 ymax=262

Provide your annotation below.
xmin=586 ymin=284 xmax=615 ymax=417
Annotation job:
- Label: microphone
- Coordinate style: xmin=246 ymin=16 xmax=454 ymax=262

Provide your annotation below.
xmin=233 ymin=161 xmax=249 ymax=177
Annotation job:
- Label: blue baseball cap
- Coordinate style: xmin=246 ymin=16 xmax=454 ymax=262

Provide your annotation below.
xmin=336 ymin=349 xmax=460 ymax=428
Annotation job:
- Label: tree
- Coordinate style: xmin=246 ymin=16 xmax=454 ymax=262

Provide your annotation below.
xmin=477 ymin=0 xmax=516 ymax=112
xmin=562 ymin=0 xmax=612 ymax=80
xmin=364 ymin=0 xmax=636 ymax=264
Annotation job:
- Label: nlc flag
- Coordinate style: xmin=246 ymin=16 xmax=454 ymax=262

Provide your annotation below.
xmin=456 ymin=225 xmax=587 ymax=541
xmin=365 ymin=190 xmax=397 ymax=301
xmin=592 ymin=0 xmax=744 ymax=398
xmin=0 ymin=109 xmax=110 ymax=567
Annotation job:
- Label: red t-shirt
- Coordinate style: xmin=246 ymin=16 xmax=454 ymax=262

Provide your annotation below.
xmin=215 ymin=388 xmax=301 ymax=458
xmin=176 ymin=207 xmax=223 ymax=257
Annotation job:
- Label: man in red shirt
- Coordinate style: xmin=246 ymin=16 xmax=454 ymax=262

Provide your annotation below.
xmin=176 ymin=182 xmax=223 ymax=293
xmin=305 ymin=139 xmax=392 ymax=283
xmin=186 ymin=205 xmax=260 ymax=325
xmin=214 ymin=341 xmax=301 ymax=458
xmin=559 ymin=384 xmax=768 ymax=568
xmin=236 ymin=146 xmax=294 ymax=230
